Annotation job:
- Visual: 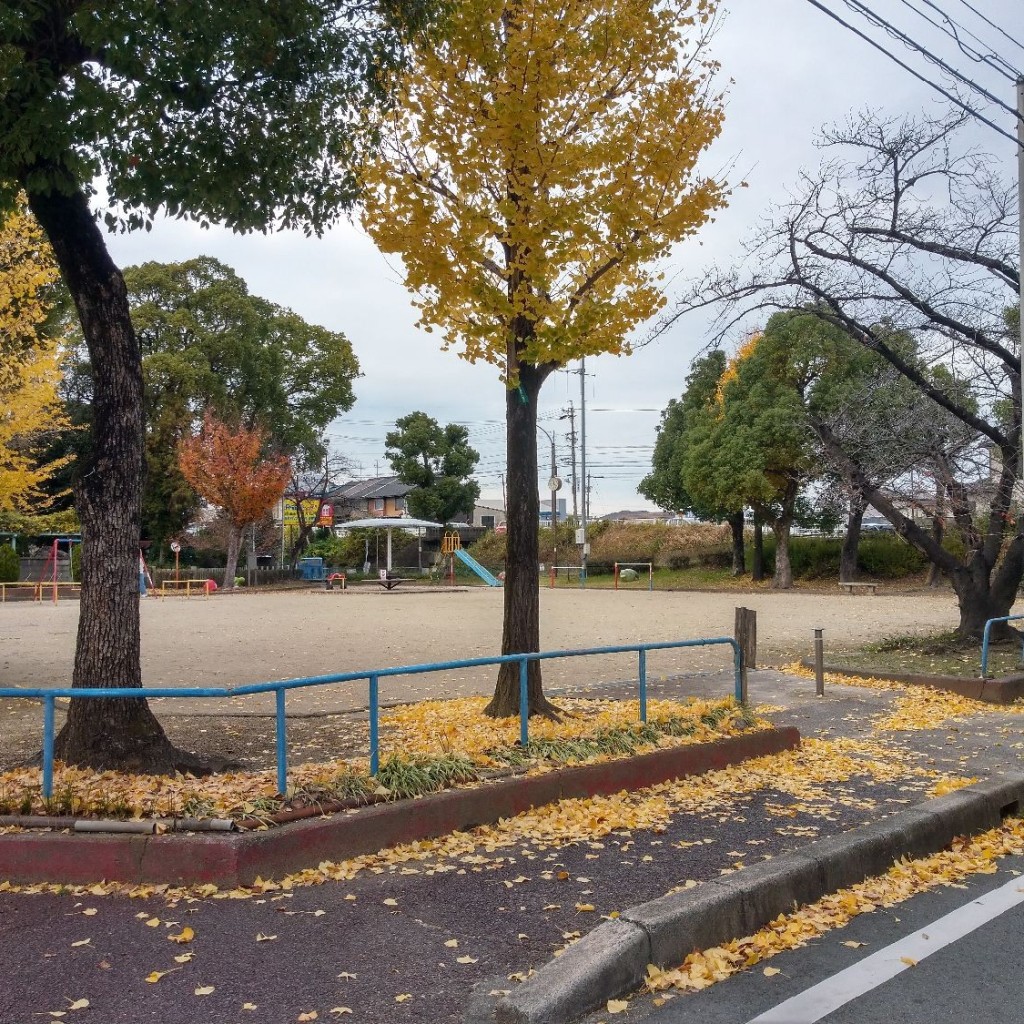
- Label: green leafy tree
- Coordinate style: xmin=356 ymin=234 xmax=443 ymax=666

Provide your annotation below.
xmin=640 ymin=351 xmax=749 ymax=575
xmin=385 ymin=412 xmax=480 ymax=524
xmin=680 ymin=312 xmax=866 ymax=589
xmin=0 ymin=0 xmax=438 ymax=770
xmin=361 ymin=0 xmax=729 ymax=717
xmin=62 ymin=258 xmax=360 ymax=553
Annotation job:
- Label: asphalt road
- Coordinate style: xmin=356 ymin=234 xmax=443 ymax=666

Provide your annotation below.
xmin=606 ymin=855 xmax=1024 ymax=1024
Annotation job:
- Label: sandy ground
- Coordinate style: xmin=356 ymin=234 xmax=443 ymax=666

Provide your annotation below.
xmin=0 ymin=584 xmax=971 ymax=716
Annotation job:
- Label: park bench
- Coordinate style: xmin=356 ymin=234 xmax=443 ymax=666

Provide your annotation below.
xmin=838 ymin=581 xmax=880 ymax=595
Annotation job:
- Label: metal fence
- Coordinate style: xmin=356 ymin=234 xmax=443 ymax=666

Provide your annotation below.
xmin=0 ymin=636 xmax=742 ymax=799
xmin=980 ymin=615 xmax=1024 ymax=677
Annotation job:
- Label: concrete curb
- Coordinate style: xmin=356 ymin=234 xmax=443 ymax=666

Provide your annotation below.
xmin=480 ymin=775 xmax=1024 ymax=1024
xmin=0 ymin=728 xmax=799 ymax=888
xmin=801 ymin=659 xmax=1024 ymax=704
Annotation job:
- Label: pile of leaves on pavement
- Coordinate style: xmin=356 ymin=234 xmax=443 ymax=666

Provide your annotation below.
xmin=0 ymin=695 xmax=762 ymax=825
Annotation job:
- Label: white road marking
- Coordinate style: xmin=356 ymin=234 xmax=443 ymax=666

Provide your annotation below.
xmin=746 ymin=873 xmax=1024 ymax=1023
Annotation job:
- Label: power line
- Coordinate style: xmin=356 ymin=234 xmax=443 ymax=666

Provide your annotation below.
xmin=839 ymin=0 xmax=1021 ymax=122
xmin=801 ymin=0 xmax=1022 ymax=149
xmin=896 ymin=0 xmax=1023 ymax=81
xmin=953 ymin=0 xmax=1024 ymax=57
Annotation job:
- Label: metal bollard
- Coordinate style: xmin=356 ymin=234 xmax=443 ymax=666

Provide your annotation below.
xmin=814 ymin=628 xmax=825 ymax=696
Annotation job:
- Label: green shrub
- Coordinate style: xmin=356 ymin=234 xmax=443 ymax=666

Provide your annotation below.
xmin=857 ymin=535 xmax=927 ymax=578
xmin=0 ymin=545 xmax=18 ymax=583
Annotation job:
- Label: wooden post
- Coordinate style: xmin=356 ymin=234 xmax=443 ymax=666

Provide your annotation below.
xmin=734 ymin=606 xmax=757 ymax=703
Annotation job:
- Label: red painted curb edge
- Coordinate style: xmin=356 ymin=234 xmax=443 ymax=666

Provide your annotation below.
xmin=804 ymin=660 xmax=1024 ymax=704
xmin=0 ymin=727 xmax=800 ymax=888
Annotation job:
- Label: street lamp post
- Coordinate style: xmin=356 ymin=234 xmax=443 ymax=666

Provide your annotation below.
xmin=538 ymin=425 xmax=559 ymax=572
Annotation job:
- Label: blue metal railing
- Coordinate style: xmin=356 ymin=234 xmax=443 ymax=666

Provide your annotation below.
xmin=0 ymin=637 xmax=742 ymax=800
xmin=980 ymin=615 xmax=1024 ymax=678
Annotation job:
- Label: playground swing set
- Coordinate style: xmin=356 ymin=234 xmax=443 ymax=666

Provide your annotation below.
xmin=0 ymin=537 xmax=81 ymax=604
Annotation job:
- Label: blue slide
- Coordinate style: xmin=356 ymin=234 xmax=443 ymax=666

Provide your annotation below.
xmin=454 ymin=547 xmax=501 ymax=587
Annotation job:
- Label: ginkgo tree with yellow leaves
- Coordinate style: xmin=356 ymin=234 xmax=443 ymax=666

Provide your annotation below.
xmin=361 ymin=0 xmax=729 ymax=717
xmin=0 ymin=201 xmax=72 ymax=521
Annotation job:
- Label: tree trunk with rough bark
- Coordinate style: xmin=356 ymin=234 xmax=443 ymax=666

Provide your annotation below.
xmin=485 ymin=364 xmax=560 ymax=719
xmin=771 ymin=522 xmax=793 ymax=589
xmin=752 ymin=518 xmax=765 ymax=582
xmin=223 ymin=526 xmax=242 ymax=590
xmin=727 ymin=512 xmax=746 ymax=576
xmin=27 ymin=179 xmax=193 ymax=772
xmin=839 ymin=491 xmax=866 ymax=584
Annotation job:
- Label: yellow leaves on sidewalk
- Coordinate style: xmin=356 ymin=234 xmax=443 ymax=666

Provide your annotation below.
xmin=648 ymin=817 xmax=1024 ymax=996
xmin=0 ymin=695 xmax=763 ymax=822
xmin=783 ymin=662 xmax=1023 ymax=732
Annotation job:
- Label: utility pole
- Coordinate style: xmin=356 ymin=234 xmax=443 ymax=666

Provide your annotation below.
xmin=1017 ymin=77 xmax=1023 ymax=502
xmin=560 ymin=402 xmax=578 ymax=521
xmin=579 ymin=358 xmax=588 ymax=583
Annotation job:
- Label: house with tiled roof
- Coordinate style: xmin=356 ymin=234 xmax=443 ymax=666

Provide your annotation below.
xmin=328 ymin=476 xmax=415 ymax=521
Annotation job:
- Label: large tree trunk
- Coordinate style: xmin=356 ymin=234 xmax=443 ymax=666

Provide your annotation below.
xmin=485 ymin=364 xmax=560 ymax=719
xmin=752 ymin=517 xmax=765 ymax=582
xmin=839 ymin=490 xmax=866 ymax=584
xmin=223 ymin=525 xmax=242 ymax=590
xmin=952 ymin=527 xmax=1024 ymax=640
xmin=27 ymin=179 xmax=189 ymax=772
xmin=727 ymin=511 xmax=746 ymax=576
xmin=768 ymin=478 xmax=800 ymax=590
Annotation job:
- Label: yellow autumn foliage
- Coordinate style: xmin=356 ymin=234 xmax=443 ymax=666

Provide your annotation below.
xmin=0 ymin=200 xmax=71 ymax=514
xmin=361 ymin=0 xmax=728 ymax=382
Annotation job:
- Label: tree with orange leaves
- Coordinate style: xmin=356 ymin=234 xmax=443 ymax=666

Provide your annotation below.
xmin=179 ymin=411 xmax=291 ymax=589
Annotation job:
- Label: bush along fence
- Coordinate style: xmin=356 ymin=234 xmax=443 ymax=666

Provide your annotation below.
xmin=2 ymin=637 xmax=743 ymax=800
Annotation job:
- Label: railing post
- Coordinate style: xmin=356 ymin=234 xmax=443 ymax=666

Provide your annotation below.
xmin=42 ymin=696 xmax=55 ymax=799
xmin=735 ymin=607 xmax=755 ymax=703
xmin=519 ymin=658 xmax=529 ymax=748
xmin=275 ymin=688 xmax=288 ymax=795
xmin=814 ymin=628 xmax=825 ymax=696
xmin=638 ymin=648 xmax=648 ymax=722
xmin=369 ymin=674 xmax=380 ymax=775
xmin=981 ymin=618 xmax=994 ymax=678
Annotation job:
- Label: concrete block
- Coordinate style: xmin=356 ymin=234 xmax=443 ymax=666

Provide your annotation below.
xmin=620 ymin=880 xmax=747 ymax=969
xmin=715 ymin=853 xmax=824 ymax=935
xmin=803 ymin=825 xmax=905 ymax=894
xmin=952 ymin=774 xmax=1024 ymax=823
xmin=494 ymin=919 xmax=649 ymax=1024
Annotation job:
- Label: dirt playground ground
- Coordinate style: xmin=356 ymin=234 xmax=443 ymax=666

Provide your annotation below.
xmin=0 ymin=584 xmax=988 ymax=769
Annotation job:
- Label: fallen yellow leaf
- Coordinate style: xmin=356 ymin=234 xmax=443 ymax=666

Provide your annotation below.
xmin=297 ymin=1013 xmax=318 ymax=1022
xmin=242 ymin=1004 xmax=258 ymax=1011
xmin=168 ymin=927 xmax=194 ymax=944
xmin=145 ymin=918 xmax=161 ymax=928
xmin=329 ymin=1010 xmax=353 ymax=1017
xmin=763 ymin=967 xmax=781 ymax=977
xmin=71 ymin=939 xmax=91 ymax=948
xmin=608 ymin=998 xmax=629 ymax=1013
xmin=383 ymin=898 xmax=398 ymax=907
xmin=456 ymin=955 xmax=478 ymax=965
xmin=256 ymin=933 xmax=278 ymax=942
xmin=395 ymin=994 xmax=412 ymax=1003
xmin=444 ymin=939 xmax=459 ymax=948
xmin=842 ymin=941 xmax=866 ymax=949
xmin=900 ymin=957 xmax=918 ymax=968
xmin=194 ymin=986 xmax=215 ymax=996
xmin=173 ymin=953 xmax=195 ymax=964
xmin=67 ymin=1001 xmax=89 ymax=1012
xmin=575 ymin=903 xmax=596 ymax=912
xmin=145 ymin=971 xmax=167 ymax=984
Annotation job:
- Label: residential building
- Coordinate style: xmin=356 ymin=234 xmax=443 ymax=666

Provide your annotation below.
xmin=328 ymin=476 xmax=414 ymax=521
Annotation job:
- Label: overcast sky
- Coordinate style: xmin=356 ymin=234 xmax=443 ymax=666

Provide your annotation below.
xmin=103 ymin=0 xmax=1021 ymax=516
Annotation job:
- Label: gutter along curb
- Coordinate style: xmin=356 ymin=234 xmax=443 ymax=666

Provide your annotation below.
xmin=479 ymin=775 xmax=1024 ymax=1024
xmin=0 ymin=728 xmax=799 ymax=888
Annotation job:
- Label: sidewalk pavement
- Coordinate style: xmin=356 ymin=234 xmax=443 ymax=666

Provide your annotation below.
xmin=2 ymin=668 xmax=1022 ymax=1024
